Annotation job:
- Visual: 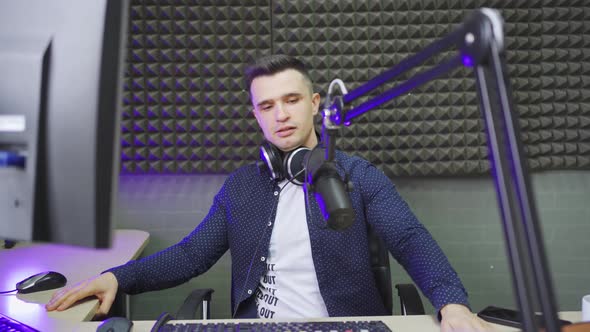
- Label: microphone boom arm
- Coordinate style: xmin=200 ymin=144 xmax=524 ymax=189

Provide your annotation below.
xmin=321 ymin=8 xmax=561 ymax=332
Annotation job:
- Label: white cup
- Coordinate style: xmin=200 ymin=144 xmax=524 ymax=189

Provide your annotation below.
xmin=583 ymin=294 xmax=590 ymax=322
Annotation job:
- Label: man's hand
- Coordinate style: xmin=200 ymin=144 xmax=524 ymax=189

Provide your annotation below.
xmin=45 ymin=272 xmax=118 ymax=316
xmin=440 ymin=304 xmax=496 ymax=332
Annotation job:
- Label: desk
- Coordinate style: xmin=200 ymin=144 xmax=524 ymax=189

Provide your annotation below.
xmin=67 ymin=311 xmax=584 ymax=332
xmin=0 ymin=229 xmax=149 ymax=330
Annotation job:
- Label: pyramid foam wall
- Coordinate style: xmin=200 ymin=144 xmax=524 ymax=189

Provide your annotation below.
xmin=121 ymin=0 xmax=589 ymax=176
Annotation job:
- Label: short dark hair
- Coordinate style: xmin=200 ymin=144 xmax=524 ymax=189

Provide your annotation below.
xmin=244 ymin=54 xmax=313 ymax=93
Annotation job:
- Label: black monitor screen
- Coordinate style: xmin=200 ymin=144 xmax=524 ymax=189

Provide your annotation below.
xmin=0 ymin=0 xmax=129 ymax=248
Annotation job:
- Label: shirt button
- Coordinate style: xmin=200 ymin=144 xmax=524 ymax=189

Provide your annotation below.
xmin=273 ymin=191 xmax=279 ymax=196
xmin=247 ymin=289 xmax=252 ymax=295
xmin=267 ymin=222 xmax=272 ymax=226
xmin=260 ymin=256 xmax=266 ymax=261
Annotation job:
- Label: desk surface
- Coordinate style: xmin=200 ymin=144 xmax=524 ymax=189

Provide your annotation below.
xmin=0 ymin=229 xmax=149 ymax=330
xmin=68 ymin=311 xmax=584 ymax=332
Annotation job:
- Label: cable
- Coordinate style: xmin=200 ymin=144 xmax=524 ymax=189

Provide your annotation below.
xmin=285 ymin=168 xmax=305 ymax=187
xmin=323 ymin=79 xmax=348 ymax=124
xmin=0 ymin=289 xmax=17 ymax=294
xmin=327 ymin=78 xmax=348 ymax=96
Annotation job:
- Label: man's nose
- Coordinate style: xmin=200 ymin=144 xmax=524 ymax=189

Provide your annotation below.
xmin=275 ymin=103 xmax=289 ymax=121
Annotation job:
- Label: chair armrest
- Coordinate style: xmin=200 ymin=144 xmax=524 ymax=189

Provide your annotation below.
xmin=394 ymin=283 xmax=425 ymax=315
xmin=175 ymin=288 xmax=215 ymax=320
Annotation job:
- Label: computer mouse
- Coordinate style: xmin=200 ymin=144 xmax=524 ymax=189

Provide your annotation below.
xmin=96 ymin=317 xmax=133 ymax=332
xmin=16 ymin=271 xmax=67 ymax=294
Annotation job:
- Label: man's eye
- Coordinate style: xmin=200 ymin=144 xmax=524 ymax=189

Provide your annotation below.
xmin=260 ymin=105 xmax=272 ymax=111
xmin=287 ymin=98 xmax=299 ymax=103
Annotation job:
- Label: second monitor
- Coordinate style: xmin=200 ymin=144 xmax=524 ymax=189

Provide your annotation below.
xmin=0 ymin=0 xmax=129 ymax=248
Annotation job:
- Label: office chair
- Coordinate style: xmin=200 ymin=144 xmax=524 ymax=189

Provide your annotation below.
xmin=366 ymin=224 xmax=425 ymax=316
xmin=172 ymin=224 xmax=425 ymax=320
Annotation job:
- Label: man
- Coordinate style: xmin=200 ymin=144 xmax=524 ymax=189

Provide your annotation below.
xmin=47 ymin=55 xmax=492 ymax=331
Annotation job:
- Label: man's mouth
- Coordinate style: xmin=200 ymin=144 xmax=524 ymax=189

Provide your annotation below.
xmin=276 ymin=126 xmax=296 ymax=137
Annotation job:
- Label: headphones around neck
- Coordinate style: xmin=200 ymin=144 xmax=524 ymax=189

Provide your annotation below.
xmin=259 ymin=141 xmax=309 ymax=185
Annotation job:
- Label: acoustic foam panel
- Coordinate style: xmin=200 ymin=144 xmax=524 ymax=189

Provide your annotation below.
xmin=122 ymin=0 xmax=270 ymax=174
xmin=122 ymin=0 xmax=589 ymax=176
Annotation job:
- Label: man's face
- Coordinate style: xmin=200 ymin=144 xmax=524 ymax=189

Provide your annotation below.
xmin=250 ymin=69 xmax=320 ymax=152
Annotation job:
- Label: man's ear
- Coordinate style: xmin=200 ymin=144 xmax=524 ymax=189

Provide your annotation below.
xmin=311 ymin=92 xmax=321 ymax=116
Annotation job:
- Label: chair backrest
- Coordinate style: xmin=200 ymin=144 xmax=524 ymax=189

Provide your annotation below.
xmin=367 ymin=224 xmax=394 ymax=314
xmin=367 ymin=224 xmax=426 ymax=316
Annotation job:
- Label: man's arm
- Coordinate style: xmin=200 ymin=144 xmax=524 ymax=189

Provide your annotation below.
xmin=357 ymin=162 xmax=469 ymax=311
xmin=108 ymin=187 xmax=230 ymax=294
xmin=47 ymin=182 xmax=231 ymax=314
xmin=356 ymin=162 xmax=494 ymax=331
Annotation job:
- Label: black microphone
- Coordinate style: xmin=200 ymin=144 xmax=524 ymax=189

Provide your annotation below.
xmin=303 ymin=147 xmax=355 ymax=230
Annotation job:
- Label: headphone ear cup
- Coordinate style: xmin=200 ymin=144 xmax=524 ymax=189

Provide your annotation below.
xmin=283 ymin=147 xmax=309 ymax=186
xmin=260 ymin=141 xmax=285 ymax=181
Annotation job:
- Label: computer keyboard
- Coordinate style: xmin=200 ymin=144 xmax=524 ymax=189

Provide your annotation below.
xmin=158 ymin=320 xmax=392 ymax=332
xmin=0 ymin=313 xmax=39 ymax=332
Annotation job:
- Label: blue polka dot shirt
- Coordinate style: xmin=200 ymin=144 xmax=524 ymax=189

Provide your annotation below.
xmin=108 ymin=150 xmax=469 ymax=318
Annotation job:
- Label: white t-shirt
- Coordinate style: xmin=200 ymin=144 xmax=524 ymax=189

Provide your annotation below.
xmin=255 ymin=181 xmax=329 ymax=319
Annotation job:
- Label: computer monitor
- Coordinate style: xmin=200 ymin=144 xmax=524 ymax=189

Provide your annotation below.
xmin=0 ymin=0 xmax=129 ymax=248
